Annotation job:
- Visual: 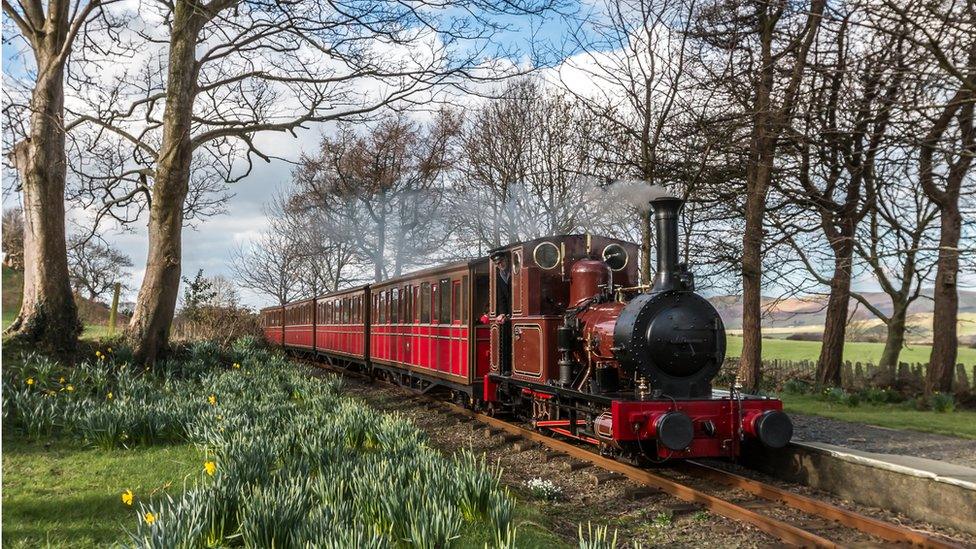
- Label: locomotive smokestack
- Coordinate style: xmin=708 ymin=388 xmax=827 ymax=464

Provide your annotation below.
xmin=650 ymin=196 xmax=683 ymax=292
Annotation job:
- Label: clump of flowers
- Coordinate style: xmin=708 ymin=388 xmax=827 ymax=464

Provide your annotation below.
xmin=526 ymin=477 xmax=563 ymax=501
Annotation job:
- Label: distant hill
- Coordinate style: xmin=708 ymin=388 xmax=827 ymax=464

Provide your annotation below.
xmin=711 ymin=290 xmax=976 ymax=345
xmin=710 ymin=290 xmax=976 ymax=329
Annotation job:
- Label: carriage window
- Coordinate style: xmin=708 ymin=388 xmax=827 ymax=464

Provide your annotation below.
xmin=461 ymin=276 xmax=468 ymax=321
xmin=393 ymin=289 xmax=401 ymax=323
xmin=420 ymin=283 xmax=431 ymax=323
xmin=439 ymin=278 xmax=451 ymax=324
xmin=452 ymin=281 xmax=461 ymax=322
xmin=406 ymin=285 xmax=413 ymax=323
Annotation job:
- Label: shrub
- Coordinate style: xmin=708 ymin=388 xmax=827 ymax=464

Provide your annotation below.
xmin=823 ymin=387 xmax=846 ymax=403
xmin=931 ymin=392 xmax=956 ymax=413
xmin=782 ymin=379 xmax=811 ymax=395
xmin=864 ymin=388 xmax=898 ymax=404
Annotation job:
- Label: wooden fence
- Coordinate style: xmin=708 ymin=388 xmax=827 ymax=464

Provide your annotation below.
xmin=720 ymin=357 xmax=975 ymax=395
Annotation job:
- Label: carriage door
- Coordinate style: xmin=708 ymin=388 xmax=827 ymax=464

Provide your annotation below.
xmin=489 ymin=260 xmax=500 ymax=374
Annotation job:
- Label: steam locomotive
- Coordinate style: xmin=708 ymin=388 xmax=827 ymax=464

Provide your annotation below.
xmin=261 ymin=197 xmax=792 ymax=460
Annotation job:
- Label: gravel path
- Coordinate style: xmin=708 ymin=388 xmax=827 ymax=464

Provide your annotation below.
xmin=791 ymin=413 xmax=976 ymax=469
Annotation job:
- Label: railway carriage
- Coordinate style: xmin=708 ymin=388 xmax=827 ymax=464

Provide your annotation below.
xmin=368 ymin=261 xmax=492 ymax=396
xmin=315 ymin=286 xmax=369 ymax=362
xmin=261 ymin=196 xmax=793 ymax=461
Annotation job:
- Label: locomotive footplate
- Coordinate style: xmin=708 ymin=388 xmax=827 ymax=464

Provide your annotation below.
xmin=487 ymin=373 xmax=791 ymax=460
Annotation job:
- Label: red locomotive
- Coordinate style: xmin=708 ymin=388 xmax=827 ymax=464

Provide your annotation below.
xmin=261 ymin=197 xmax=792 ymax=460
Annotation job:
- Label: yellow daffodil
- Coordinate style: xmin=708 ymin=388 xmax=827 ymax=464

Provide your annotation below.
xmin=144 ymin=511 xmax=156 ymax=525
xmin=66 ymin=385 xmax=74 ymax=392
xmin=204 ymin=461 xmax=217 ymax=476
xmin=232 ymin=362 xmax=241 ymax=369
xmin=26 ymin=378 xmax=34 ymax=386
xmin=122 ymin=489 xmax=134 ymax=506
xmin=59 ymin=377 xmax=65 ymax=383
xmin=107 ymin=392 xmax=114 ymax=400
xmin=107 ymin=347 xmax=113 ymax=353
xmin=96 ymin=351 xmax=102 ymax=358
xmin=208 ymin=395 xmax=216 ymax=406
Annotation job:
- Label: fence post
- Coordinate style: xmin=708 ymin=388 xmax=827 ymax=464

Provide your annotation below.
xmin=108 ymin=282 xmax=121 ymax=336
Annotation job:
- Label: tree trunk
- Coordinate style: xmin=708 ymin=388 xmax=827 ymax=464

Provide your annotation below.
xmin=816 ymin=252 xmax=852 ymax=386
xmin=5 ymin=45 xmax=81 ymax=352
xmin=738 ymin=158 xmax=769 ymax=392
xmin=927 ymin=207 xmax=961 ymax=393
xmin=879 ymin=303 xmax=907 ymax=370
xmin=125 ymin=11 xmax=203 ymax=363
xmin=919 ymin=81 xmax=973 ymax=394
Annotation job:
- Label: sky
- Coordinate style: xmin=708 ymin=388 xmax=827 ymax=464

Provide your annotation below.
xmin=2 ymin=3 xmax=971 ymax=312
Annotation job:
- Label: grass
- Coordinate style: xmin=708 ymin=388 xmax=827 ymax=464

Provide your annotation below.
xmin=460 ymin=498 xmax=570 ymax=547
xmin=1 ymin=437 xmax=202 ymax=548
xmin=779 ymin=393 xmax=976 ymax=440
xmin=726 ymin=335 xmax=976 ymax=367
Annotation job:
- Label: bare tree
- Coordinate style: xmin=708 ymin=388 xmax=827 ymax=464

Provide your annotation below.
xmin=918 ymin=52 xmax=976 ymax=393
xmin=772 ymin=14 xmax=904 ymax=385
xmin=65 ymin=0 xmax=552 ymax=362
xmin=66 ymin=233 xmax=132 ymax=301
xmin=231 ymin=221 xmax=303 ymax=307
xmin=695 ymin=0 xmax=826 ymax=391
xmin=556 ymin=0 xmax=706 ymax=281
xmin=294 ymin=111 xmax=461 ymax=281
xmin=277 ymin=197 xmax=361 ymax=297
xmin=850 ymin=171 xmax=939 ymax=369
xmin=453 ymin=79 xmax=621 ymax=252
xmin=1 ymin=0 xmax=122 ymax=350
xmin=2 ymin=207 xmax=24 ymax=270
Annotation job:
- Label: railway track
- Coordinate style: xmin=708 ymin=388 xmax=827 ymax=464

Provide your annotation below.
xmin=306 ymin=358 xmax=965 ymax=548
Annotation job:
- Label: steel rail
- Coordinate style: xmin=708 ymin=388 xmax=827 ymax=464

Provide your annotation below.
xmin=306 ymin=358 xmax=964 ymax=548
xmin=679 ymin=460 xmax=963 ymax=549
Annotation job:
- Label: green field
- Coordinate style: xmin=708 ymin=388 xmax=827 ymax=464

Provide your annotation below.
xmin=780 ymin=394 xmax=976 ymax=439
xmin=726 ymin=335 xmax=976 ymax=367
